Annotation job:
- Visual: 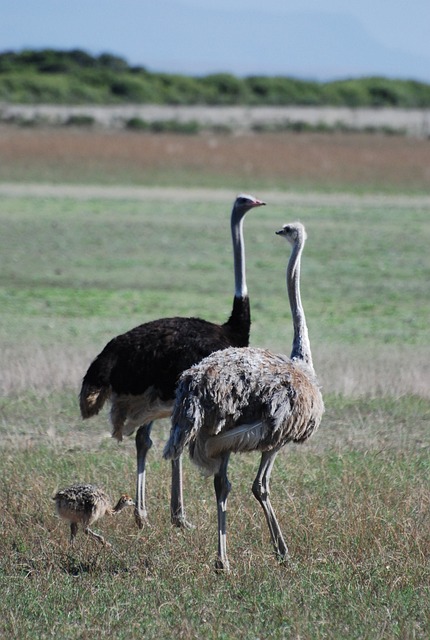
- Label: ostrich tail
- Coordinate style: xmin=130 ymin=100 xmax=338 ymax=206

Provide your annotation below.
xmin=79 ymin=351 xmax=115 ymax=418
xmin=163 ymin=423 xmax=186 ymax=460
xmin=163 ymin=424 xmax=222 ymax=476
xmin=79 ymin=382 xmax=110 ymax=418
xmin=163 ymin=385 xmax=204 ymax=460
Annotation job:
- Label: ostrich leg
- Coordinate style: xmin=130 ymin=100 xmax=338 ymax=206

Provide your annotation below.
xmin=170 ymin=456 xmax=193 ymax=528
xmin=135 ymin=422 xmax=153 ymax=528
xmin=214 ymin=453 xmax=232 ymax=572
xmin=252 ymin=450 xmax=289 ymax=562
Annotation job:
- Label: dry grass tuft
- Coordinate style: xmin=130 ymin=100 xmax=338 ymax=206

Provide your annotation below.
xmin=2 ymin=342 xmax=429 ymax=399
xmin=1 ymin=128 xmax=430 ymax=191
xmin=0 ymin=446 xmax=428 ymax=638
xmin=316 ymin=344 xmax=430 ymax=399
xmin=0 ymin=345 xmax=87 ymax=396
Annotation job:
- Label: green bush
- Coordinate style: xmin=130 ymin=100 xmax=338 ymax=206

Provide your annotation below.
xmin=125 ymin=117 xmax=200 ymax=133
xmin=322 ymin=80 xmax=370 ymax=107
xmin=64 ymin=114 xmax=95 ymax=126
xmin=0 ymin=73 xmax=72 ymax=103
xmin=149 ymin=119 xmax=200 ymax=134
xmin=245 ymin=76 xmax=321 ymax=105
xmin=155 ymin=73 xmax=207 ymax=104
xmin=109 ymin=76 xmax=153 ymax=101
xmin=200 ymin=73 xmax=250 ymax=104
xmin=125 ymin=117 xmax=149 ymax=130
xmin=1 ymin=48 xmax=430 ymax=107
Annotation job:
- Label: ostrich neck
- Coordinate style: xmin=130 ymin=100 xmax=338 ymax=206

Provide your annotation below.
xmin=112 ymin=501 xmax=124 ymax=514
xmin=231 ymin=212 xmax=247 ymax=298
xmin=287 ymin=240 xmax=314 ymax=371
xmin=222 ymin=209 xmax=250 ymax=346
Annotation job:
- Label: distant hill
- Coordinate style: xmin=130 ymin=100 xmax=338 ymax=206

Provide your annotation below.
xmin=1 ymin=48 xmax=430 ymax=107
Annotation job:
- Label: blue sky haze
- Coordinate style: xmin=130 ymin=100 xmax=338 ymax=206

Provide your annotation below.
xmin=1 ymin=0 xmax=430 ymax=81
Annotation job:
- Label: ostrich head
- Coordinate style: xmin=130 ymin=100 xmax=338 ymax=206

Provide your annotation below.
xmin=234 ymin=193 xmax=266 ymax=215
xmin=275 ymin=222 xmax=307 ymax=245
xmin=113 ymin=494 xmax=135 ymax=513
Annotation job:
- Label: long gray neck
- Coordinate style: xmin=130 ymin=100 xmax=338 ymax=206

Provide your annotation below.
xmin=231 ymin=207 xmax=247 ymax=298
xmin=287 ymin=237 xmax=314 ymax=372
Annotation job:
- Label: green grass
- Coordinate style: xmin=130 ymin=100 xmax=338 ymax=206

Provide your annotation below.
xmin=0 ymin=188 xmax=429 ymax=638
xmin=1 ymin=195 xmax=429 ymax=346
xmin=0 ymin=194 xmax=429 ymax=396
xmin=0 ymin=433 xmax=428 ymax=639
xmin=0 ymin=386 xmax=429 ymax=639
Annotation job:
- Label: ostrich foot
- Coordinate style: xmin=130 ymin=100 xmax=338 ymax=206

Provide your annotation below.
xmin=171 ymin=513 xmax=195 ymax=529
xmin=214 ymin=558 xmax=230 ymax=573
xmin=134 ymin=508 xmax=149 ymax=530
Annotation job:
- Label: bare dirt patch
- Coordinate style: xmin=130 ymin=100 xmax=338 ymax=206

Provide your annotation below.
xmin=1 ymin=127 xmax=430 ymax=192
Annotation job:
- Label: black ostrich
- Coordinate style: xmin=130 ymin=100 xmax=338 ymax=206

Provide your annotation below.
xmin=79 ymin=194 xmax=266 ymax=529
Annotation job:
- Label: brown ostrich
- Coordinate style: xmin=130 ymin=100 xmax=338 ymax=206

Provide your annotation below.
xmin=164 ymin=222 xmax=324 ymax=571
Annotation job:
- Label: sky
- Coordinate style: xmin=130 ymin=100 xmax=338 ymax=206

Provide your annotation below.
xmin=1 ymin=0 xmax=430 ymax=82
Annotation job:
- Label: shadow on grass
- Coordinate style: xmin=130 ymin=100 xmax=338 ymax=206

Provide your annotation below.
xmin=59 ymin=549 xmax=152 ymax=577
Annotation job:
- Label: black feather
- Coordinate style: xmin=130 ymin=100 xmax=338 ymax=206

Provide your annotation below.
xmin=80 ymin=299 xmax=249 ymax=406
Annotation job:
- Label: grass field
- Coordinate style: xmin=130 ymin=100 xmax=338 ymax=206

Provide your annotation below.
xmin=0 ymin=127 xmax=429 ymax=639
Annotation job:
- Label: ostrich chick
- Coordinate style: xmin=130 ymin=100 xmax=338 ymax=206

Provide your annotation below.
xmin=53 ymin=483 xmax=134 ymax=547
